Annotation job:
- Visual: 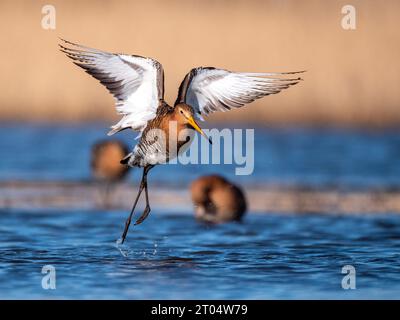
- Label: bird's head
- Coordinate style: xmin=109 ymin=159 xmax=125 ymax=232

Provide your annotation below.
xmin=175 ymin=104 xmax=211 ymax=144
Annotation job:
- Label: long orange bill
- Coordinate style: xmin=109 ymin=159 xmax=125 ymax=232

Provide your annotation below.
xmin=187 ymin=116 xmax=212 ymax=144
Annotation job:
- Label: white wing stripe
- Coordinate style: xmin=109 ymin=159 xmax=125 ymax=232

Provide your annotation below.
xmin=176 ymin=67 xmax=303 ymax=118
xmin=60 ymin=39 xmax=164 ymax=135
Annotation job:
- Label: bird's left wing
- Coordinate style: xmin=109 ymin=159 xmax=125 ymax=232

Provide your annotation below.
xmin=175 ymin=67 xmax=304 ymax=120
xmin=60 ymin=39 xmax=164 ymax=135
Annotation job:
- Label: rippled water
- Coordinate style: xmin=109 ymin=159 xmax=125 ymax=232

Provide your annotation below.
xmin=1 ymin=209 xmax=400 ymax=299
xmin=1 ymin=124 xmax=400 ymax=299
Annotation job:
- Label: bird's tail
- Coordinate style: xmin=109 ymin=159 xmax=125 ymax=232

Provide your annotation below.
xmin=107 ymin=125 xmax=129 ymax=136
xmin=120 ymin=153 xmax=133 ymax=165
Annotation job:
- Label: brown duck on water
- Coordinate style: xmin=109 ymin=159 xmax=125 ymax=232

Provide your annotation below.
xmin=60 ymin=39 xmax=304 ymax=243
xmin=91 ymin=139 xmax=130 ymax=207
xmin=191 ymin=175 xmax=247 ymax=223
xmin=91 ymin=140 xmax=130 ymax=182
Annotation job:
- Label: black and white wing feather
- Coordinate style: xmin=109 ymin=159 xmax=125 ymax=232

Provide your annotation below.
xmin=175 ymin=67 xmax=304 ymax=120
xmin=60 ymin=39 xmax=164 ymax=135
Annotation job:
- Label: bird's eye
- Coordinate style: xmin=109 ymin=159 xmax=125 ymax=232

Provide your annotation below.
xmin=180 ymin=110 xmax=183 ymax=114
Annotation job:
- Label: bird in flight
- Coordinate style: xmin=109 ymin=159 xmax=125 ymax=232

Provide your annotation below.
xmin=60 ymin=39 xmax=304 ymax=243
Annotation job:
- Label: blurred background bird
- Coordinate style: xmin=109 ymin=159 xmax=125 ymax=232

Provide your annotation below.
xmin=190 ymin=175 xmax=247 ymax=223
xmin=91 ymin=139 xmax=130 ymax=207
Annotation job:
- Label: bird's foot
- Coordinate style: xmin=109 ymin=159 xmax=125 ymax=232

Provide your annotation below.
xmin=134 ymin=206 xmax=151 ymax=225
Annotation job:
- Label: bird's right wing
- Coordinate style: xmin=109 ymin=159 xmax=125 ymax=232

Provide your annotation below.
xmin=175 ymin=67 xmax=304 ymax=120
xmin=60 ymin=39 xmax=164 ymax=135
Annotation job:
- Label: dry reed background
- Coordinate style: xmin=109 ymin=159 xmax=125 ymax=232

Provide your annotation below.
xmin=1 ymin=0 xmax=399 ymax=127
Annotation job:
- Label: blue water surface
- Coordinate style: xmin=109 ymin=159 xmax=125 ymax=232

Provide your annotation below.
xmin=1 ymin=123 xmax=400 ymax=299
xmin=1 ymin=209 xmax=400 ymax=299
xmin=1 ymin=123 xmax=400 ymax=188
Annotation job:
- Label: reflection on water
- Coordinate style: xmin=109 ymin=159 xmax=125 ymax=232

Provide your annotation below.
xmin=1 ymin=209 xmax=400 ymax=299
xmin=1 ymin=123 xmax=400 ymax=188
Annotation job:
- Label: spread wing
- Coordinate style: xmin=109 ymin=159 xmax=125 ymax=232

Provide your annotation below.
xmin=59 ymin=39 xmax=164 ymax=135
xmin=175 ymin=67 xmax=304 ymax=120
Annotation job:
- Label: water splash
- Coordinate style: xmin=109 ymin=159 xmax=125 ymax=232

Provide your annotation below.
xmin=114 ymin=238 xmax=131 ymax=258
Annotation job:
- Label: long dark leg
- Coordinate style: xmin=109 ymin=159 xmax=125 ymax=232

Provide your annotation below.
xmin=134 ymin=166 xmax=153 ymax=225
xmin=120 ymin=168 xmax=147 ymax=244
